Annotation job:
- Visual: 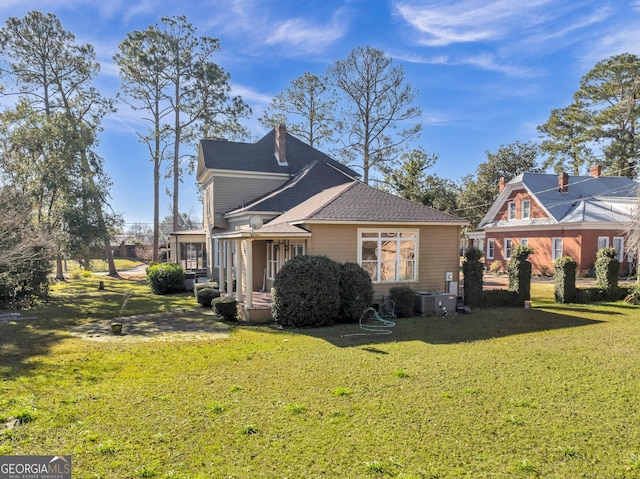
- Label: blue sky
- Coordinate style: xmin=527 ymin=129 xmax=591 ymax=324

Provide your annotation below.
xmin=1 ymin=0 xmax=639 ymax=227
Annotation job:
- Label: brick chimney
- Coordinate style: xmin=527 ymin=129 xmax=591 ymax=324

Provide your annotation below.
xmin=274 ymin=124 xmax=287 ymax=166
xmin=558 ymin=172 xmax=569 ymax=192
xmin=499 ymin=177 xmax=506 ymax=193
xmin=589 ymin=164 xmax=602 ymax=178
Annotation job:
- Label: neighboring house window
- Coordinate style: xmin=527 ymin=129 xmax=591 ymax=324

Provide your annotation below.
xmin=598 ymin=236 xmax=609 ymax=250
xmin=359 ymin=230 xmax=418 ymax=283
xmin=552 ymin=237 xmax=563 ymax=261
xmin=287 ymin=242 xmax=305 ymax=261
xmin=520 ymin=238 xmax=528 ymax=247
xmin=522 ymin=200 xmax=530 ymax=219
xmin=179 ymin=242 xmax=206 ymax=270
xmin=505 ymin=238 xmax=513 ymax=259
xmin=267 ymin=242 xmax=280 ymax=280
xmin=508 ymin=202 xmax=516 ymax=220
xmin=613 ymin=237 xmax=624 ymax=262
xmin=487 ymin=238 xmax=495 ymax=259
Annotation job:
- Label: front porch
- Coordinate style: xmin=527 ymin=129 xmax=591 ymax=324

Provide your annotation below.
xmin=236 ymin=291 xmax=273 ymax=324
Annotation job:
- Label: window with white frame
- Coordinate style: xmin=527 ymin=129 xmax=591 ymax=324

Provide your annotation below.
xmin=552 ymin=237 xmax=563 ymax=261
xmin=267 ymin=242 xmax=280 ymax=280
xmin=508 ymin=202 xmax=516 ymax=220
xmin=359 ymin=230 xmax=417 ymax=283
xmin=520 ymin=238 xmax=528 ymax=247
xmin=505 ymin=238 xmax=513 ymax=259
xmin=598 ymin=236 xmax=609 ymax=250
xmin=522 ymin=200 xmax=531 ymax=219
xmin=487 ymin=238 xmax=495 ymax=259
xmin=613 ymin=237 xmax=624 ymax=262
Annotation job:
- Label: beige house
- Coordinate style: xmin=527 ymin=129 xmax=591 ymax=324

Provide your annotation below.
xmin=197 ymin=125 xmax=467 ymax=314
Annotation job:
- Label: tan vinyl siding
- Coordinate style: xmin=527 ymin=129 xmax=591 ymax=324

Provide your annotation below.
xmin=307 ymin=223 xmax=461 ymax=301
xmin=212 ymin=175 xmax=287 ymax=225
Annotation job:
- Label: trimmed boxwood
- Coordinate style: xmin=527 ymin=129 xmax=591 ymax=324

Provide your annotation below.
xmin=463 ymin=247 xmax=484 ymax=307
xmin=146 ymin=263 xmax=185 ymax=295
xmin=507 ymin=245 xmax=533 ymax=305
xmin=339 ymin=262 xmax=374 ymax=323
xmin=595 ymin=247 xmax=620 ymax=300
xmin=388 ymin=286 xmax=415 ymax=318
xmin=272 ymin=255 xmax=342 ymax=327
xmin=482 ymin=289 xmax=519 ymax=308
xmin=554 ymin=256 xmax=577 ymax=303
xmin=213 ymin=297 xmax=238 ymax=321
xmin=196 ymin=287 xmax=221 ymax=307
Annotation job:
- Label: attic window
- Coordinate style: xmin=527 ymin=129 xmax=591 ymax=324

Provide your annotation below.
xmin=508 ymin=202 xmax=516 ymax=220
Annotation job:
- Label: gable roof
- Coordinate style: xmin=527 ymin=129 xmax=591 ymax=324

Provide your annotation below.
xmin=198 ymin=129 xmax=359 ymax=178
xmin=479 ymin=172 xmax=637 ymax=228
xmin=225 ymin=160 xmax=356 ymax=217
xmin=269 ymin=181 xmax=466 ymax=226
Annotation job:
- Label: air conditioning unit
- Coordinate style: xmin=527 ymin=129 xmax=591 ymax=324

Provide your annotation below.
xmin=414 ymin=292 xmax=436 ymax=315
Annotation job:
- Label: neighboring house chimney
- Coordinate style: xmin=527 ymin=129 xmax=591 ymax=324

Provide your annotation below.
xmin=558 ymin=172 xmax=569 ymax=192
xmin=589 ymin=164 xmax=602 ymax=178
xmin=275 ymin=123 xmax=287 ymax=166
xmin=499 ymin=177 xmax=505 ymax=193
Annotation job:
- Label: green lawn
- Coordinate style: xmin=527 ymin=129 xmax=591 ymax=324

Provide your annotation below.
xmin=1 ymin=277 xmax=640 ymax=478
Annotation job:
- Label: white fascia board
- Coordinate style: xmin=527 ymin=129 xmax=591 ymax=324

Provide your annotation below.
xmin=484 ymin=222 xmax=630 ymax=233
xmin=292 ymin=219 xmax=468 ymax=227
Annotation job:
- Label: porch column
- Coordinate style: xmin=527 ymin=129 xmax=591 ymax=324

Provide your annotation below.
xmin=245 ymin=239 xmax=254 ymax=308
xmin=226 ymin=240 xmax=233 ymax=296
xmin=218 ymin=239 xmax=224 ymax=292
xmin=235 ymin=239 xmax=243 ymax=303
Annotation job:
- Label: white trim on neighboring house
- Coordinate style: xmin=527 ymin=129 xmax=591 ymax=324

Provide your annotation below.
xmin=487 ymin=238 xmax=495 ymax=259
xmin=613 ymin=236 xmax=624 ymax=262
xmin=508 ymin=201 xmax=516 ymax=220
xmin=522 ymin=200 xmax=531 ymax=219
xmin=520 ymin=238 xmax=528 ymax=247
xmin=552 ymin=237 xmax=563 ymax=261
xmin=505 ymin=238 xmax=513 ymax=259
xmin=598 ymin=236 xmax=610 ymax=249
xmin=357 ymin=228 xmax=419 ymax=283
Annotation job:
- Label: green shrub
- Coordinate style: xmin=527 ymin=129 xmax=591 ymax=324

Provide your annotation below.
xmin=489 ymin=260 xmax=503 ymax=273
xmin=146 ymin=263 xmax=185 ymax=295
xmin=196 ymin=287 xmax=221 ymax=307
xmin=213 ymin=297 xmax=238 ymax=321
xmin=194 ymin=281 xmax=219 ymax=295
xmin=338 ymin=262 xmax=374 ymax=322
xmin=388 ymin=286 xmax=415 ymax=318
xmin=574 ymin=287 xmax=602 ymax=304
xmin=463 ymin=247 xmax=484 ymax=307
xmin=507 ymin=245 xmax=533 ymax=305
xmin=554 ymin=256 xmax=576 ymax=303
xmin=482 ymin=289 xmax=519 ymax=308
xmin=272 ymin=255 xmax=342 ymax=327
xmin=595 ymin=247 xmax=620 ymax=300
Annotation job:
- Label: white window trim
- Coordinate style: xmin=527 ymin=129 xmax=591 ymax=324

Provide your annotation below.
xmin=613 ymin=237 xmax=624 ymax=262
xmin=487 ymin=238 xmax=495 ymax=260
xmin=505 ymin=238 xmax=513 ymax=260
xmin=552 ymin=237 xmax=563 ymax=261
xmin=598 ymin=236 xmax=610 ymax=250
xmin=508 ymin=201 xmax=516 ymax=220
xmin=520 ymin=238 xmax=528 ymax=247
xmin=522 ymin=200 xmax=531 ymax=219
xmin=357 ymin=228 xmax=419 ymax=283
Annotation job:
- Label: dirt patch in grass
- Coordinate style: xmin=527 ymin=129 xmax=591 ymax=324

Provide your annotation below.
xmin=70 ymin=309 xmax=231 ymax=343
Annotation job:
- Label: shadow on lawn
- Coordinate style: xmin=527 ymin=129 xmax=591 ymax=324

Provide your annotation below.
xmin=310 ymin=307 xmax=604 ymax=347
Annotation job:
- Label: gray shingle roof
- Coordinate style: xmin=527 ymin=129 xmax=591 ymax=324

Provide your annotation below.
xmin=200 ymin=130 xmax=358 ymax=178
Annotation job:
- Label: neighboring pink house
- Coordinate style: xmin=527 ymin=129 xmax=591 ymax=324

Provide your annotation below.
xmin=477 ymin=166 xmax=637 ymax=276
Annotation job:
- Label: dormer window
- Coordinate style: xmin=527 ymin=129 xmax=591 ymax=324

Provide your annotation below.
xmin=522 ymin=200 xmax=530 ymax=219
xmin=508 ymin=202 xmax=516 ymax=220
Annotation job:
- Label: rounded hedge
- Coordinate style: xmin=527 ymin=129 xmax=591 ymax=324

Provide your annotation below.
xmin=388 ymin=286 xmax=415 ymax=318
xmin=213 ymin=296 xmax=238 ymax=321
xmin=272 ymin=255 xmax=342 ymax=327
xmin=196 ymin=287 xmax=221 ymax=307
xmin=146 ymin=263 xmax=185 ymax=295
xmin=339 ymin=262 xmax=374 ymax=323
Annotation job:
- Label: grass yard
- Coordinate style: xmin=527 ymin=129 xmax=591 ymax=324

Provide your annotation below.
xmin=1 ymin=277 xmax=640 ymax=478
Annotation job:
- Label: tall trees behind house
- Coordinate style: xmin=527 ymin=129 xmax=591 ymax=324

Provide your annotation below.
xmin=328 ymin=46 xmax=422 ymax=184
xmin=539 ymin=53 xmax=640 ymax=178
xmin=0 ymin=11 xmax=120 ymax=278
xmin=259 ymin=72 xmax=341 ymax=150
xmin=115 ymin=16 xmax=250 ymax=260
